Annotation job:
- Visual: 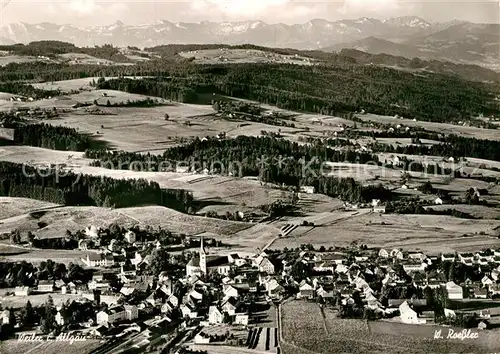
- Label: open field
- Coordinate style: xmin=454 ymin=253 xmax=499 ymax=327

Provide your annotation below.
xmin=0 ymin=245 xmax=89 ymax=264
xmin=179 ymin=48 xmax=315 ymax=65
xmin=0 ymin=204 xmax=253 ymax=239
xmin=281 ymin=300 xmax=499 ymax=354
xmin=0 ymin=197 xmax=59 ymax=220
xmin=272 ymin=211 xmax=500 ymax=254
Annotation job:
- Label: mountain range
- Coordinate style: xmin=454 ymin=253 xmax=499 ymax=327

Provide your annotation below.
xmin=0 ymin=16 xmax=498 ymax=70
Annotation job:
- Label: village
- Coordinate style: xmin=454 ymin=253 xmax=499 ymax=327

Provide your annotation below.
xmin=1 ymin=221 xmax=500 ymax=353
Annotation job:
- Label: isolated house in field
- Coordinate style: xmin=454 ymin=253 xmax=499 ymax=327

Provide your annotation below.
xmin=478 ymin=321 xmax=488 ymax=330
xmin=445 ymin=282 xmax=463 ymax=300
xmin=399 ymin=301 xmax=426 ymax=324
xmin=300 ymin=186 xmax=315 ymax=194
xmin=14 ymin=286 xmax=32 ymax=296
xmin=434 ymin=197 xmax=443 ymax=205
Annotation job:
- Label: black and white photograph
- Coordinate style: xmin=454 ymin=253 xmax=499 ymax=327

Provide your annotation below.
xmin=0 ymin=0 xmax=499 ymax=353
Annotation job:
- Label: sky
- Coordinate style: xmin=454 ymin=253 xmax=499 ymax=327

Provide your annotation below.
xmin=0 ymin=0 xmax=499 ymax=27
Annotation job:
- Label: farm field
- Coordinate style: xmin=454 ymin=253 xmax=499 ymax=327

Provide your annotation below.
xmin=0 ymin=246 xmax=88 ymax=264
xmin=280 ymin=300 xmax=493 ymax=354
xmin=0 ymin=204 xmax=255 ymax=242
xmin=0 ymin=197 xmax=59 ymax=220
xmin=0 ymin=55 xmax=51 ymax=66
xmin=31 ymin=76 xmax=156 ymax=93
xmin=272 ymin=211 xmax=500 ymax=254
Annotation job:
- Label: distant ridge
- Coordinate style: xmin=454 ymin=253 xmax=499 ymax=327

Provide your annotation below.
xmin=0 ymin=17 xmax=498 ymax=70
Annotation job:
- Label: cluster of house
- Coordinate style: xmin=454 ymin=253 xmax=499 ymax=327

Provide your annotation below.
xmin=11 ymin=235 xmax=285 ymax=343
xmin=10 ymin=225 xmax=500 ymax=343
xmin=292 ymin=247 xmax=500 ymax=327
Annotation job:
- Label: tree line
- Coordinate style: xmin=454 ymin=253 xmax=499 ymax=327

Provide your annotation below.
xmin=0 ymin=82 xmax=59 ymax=99
xmin=1 ymin=122 xmax=92 ymax=151
xmin=0 ymin=161 xmax=194 ymax=211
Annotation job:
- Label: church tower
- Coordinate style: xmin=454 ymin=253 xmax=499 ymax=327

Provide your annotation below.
xmin=200 ymin=236 xmax=207 ymax=274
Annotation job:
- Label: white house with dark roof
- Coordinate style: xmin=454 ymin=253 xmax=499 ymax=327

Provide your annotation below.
xmin=82 ymin=253 xmax=115 ymax=267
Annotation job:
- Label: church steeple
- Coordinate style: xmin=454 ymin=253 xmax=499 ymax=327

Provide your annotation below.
xmin=200 ymin=236 xmax=207 ymax=274
xmin=200 ymin=236 xmax=207 ymax=255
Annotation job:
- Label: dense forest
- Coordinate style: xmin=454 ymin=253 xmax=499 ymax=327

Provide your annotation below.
xmin=0 ymin=41 xmax=131 ymax=62
xmin=0 ymin=161 xmax=194 ymax=211
xmin=96 ymin=66 xmax=500 ymax=123
xmin=0 ymin=123 xmax=92 ymax=151
xmin=85 ymin=136 xmax=392 ymax=203
xmin=0 ymin=82 xmax=59 ymax=99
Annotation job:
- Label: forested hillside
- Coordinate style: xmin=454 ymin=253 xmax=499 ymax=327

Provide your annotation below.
xmin=0 ymin=161 xmax=194 ymax=211
xmin=96 ymin=64 xmax=500 ymax=123
xmin=0 ymin=41 xmax=131 ymax=62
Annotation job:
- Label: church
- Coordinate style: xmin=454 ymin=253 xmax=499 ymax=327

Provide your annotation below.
xmin=186 ymin=237 xmax=232 ymax=277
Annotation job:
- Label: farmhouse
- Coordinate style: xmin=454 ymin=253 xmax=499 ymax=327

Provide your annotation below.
xmin=297 ymin=280 xmax=314 ymax=299
xmin=399 ymin=301 xmax=426 ymax=324
xmin=96 ymin=304 xmax=138 ymax=325
xmin=208 ymin=306 xmax=224 ymax=324
xmin=124 ymin=230 xmax=136 ymax=243
xmin=82 ymin=253 xmax=115 ymax=267
xmin=445 ymin=281 xmax=463 ymax=299
xmin=194 ymin=332 xmax=211 ymax=344
xmin=14 ymin=286 xmax=32 ymax=296
xmin=256 ymin=256 xmax=275 ymax=274
xmin=37 ymin=280 xmax=55 ymax=293
xmin=300 ymin=186 xmax=315 ymax=194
